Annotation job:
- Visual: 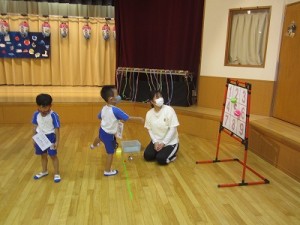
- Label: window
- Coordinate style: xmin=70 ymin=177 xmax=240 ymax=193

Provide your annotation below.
xmin=225 ymin=7 xmax=271 ymax=67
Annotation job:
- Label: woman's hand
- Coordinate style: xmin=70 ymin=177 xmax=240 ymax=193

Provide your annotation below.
xmin=154 ymin=142 xmax=165 ymax=151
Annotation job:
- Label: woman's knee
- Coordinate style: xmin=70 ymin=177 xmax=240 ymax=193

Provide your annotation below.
xmin=156 ymin=155 xmax=167 ymax=165
xmin=144 ymin=151 xmax=155 ymax=161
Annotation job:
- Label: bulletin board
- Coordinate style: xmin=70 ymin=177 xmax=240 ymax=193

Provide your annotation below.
xmin=0 ymin=32 xmax=50 ymax=59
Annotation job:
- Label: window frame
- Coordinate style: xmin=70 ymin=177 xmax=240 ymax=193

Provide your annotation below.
xmin=224 ymin=6 xmax=271 ymax=68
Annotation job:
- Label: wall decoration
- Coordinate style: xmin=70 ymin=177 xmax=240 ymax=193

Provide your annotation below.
xmin=59 ymin=22 xmax=69 ymax=38
xmin=102 ymin=23 xmax=110 ymax=40
xmin=41 ymin=21 xmax=51 ymax=37
xmin=0 ymin=20 xmax=9 ymax=36
xmin=0 ymin=32 xmax=50 ymax=58
xmin=19 ymin=21 xmax=29 ymax=38
xmin=287 ymin=21 xmax=296 ymax=38
xmin=82 ymin=24 xmax=91 ymax=40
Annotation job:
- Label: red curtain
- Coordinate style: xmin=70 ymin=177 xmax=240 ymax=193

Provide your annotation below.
xmin=115 ymin=0 xmax=204 ymax=75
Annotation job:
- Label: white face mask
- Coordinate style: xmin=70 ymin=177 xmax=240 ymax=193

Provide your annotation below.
xmin=155 ymin=97 xmax=164 ymax=107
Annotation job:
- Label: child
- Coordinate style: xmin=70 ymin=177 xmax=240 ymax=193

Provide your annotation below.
xmin=32 ymin=93 xmax=61 ymax=183
xmin=97 ymin=85 xmax=144 ymax=176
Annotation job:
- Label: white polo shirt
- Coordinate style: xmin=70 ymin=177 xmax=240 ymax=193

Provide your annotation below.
xmin=144 ymin=105 xmax=179 ymax=145
xmin=32 ymin=110 xmax=60 ymax=134
xmin=98 ymin=105 xmax=129 ymax=134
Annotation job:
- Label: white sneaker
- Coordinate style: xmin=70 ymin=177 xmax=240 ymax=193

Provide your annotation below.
xmin=90 ymin=143 xmax=100 ymax=150
xmin=170 ymin=156 xmax=177 ymax=162
xmin=104 ymin=170 xmax=118 ymax=176
xmin=54 ymin=174 xmax=61 ymax=183
xmin=33 ymin=171 xmax=48 ymax=180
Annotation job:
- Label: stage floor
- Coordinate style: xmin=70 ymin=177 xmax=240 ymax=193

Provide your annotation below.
xmin=0 ymin=85 xmax=103 ymax=103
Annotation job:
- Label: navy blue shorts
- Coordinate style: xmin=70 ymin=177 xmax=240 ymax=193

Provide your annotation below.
xmin=34 ymin=133 xmax=57 ymax=156
xmin=99 ymin=128 xmax=117 ymax=154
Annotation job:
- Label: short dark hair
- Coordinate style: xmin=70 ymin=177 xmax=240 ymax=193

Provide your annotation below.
xmin=149 ymin=90 xmax=162 ymax=101
xmin=36 ymin=93 xmax=52 ymax=106
xmin=101 ymin=85 xmax=116 ymax=102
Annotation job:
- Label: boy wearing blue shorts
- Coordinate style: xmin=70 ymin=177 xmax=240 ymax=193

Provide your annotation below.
xmin=99 ymin=85 xmax=144 ymax=176
xmin=32 ymin=93 xmax=61 ymax=183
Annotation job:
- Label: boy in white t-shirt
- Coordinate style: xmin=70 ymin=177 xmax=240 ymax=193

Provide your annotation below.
xmin=144 ymin=90 xmax=179 ymax=164
xmin=32 ymin=93 xmax=61 ymax=183
xmin=97 ymin=85 xmax=144 ymax=176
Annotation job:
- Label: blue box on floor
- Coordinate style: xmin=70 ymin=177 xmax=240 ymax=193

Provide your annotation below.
xmin=121 ymin=140 xmax=141 ymax=153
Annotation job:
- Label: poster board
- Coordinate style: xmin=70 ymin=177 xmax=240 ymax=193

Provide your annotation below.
xmin=222 ymin=83 xmax=249 ymax=140
xmin=0 ymin=32 xmax=50 ymax=58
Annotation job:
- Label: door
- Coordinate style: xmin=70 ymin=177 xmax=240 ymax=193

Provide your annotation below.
xmin=273 ymin=2 xmax=300 ymax=126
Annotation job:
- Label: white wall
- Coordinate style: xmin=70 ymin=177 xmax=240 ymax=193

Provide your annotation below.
xmin=286 ymin=0 xmax=300 ymax=4
xmin=200 ymin=0 xmax=286 ymax=81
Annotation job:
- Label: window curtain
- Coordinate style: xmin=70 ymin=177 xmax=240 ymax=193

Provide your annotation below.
xmin=229 ymin=12 xmax=269 ymax=66
xmin=0 ymin=15 xmax=116 ymax=86
xmin=115 ymin=0 xmax=204 ymax=76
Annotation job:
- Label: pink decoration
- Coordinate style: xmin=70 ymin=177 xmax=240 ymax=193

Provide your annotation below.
xmin=19 ymin=21 xmax=29 ymax=38
xmin=234 ymin=110 xmax=241 ymax=117
xmin=102 ymin=23 xmax=110 ymax=40
xmin=59 ymin=22 xmax=69 ymax=38
xmin=42 ymin=21 xmax=51 ymax=37
xmin=0 ymin=19 xmax=9 ymax=36
xmin=82 ymin=24 xmax=91 ymax=40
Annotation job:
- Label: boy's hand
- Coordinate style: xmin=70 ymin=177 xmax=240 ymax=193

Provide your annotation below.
xmin=139 ymin=117 xmax=145 ymax=124
xmin=53 ymin=142 xmax=59 ymax=150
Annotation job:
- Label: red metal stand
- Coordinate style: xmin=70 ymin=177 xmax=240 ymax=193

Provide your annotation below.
xmin=196 ymin=79 xmax=270 ymax=188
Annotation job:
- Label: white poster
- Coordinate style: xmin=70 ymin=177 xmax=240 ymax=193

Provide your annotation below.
xmin=32 ymin=133 xmax=52 ymax=151
xmin=116 ymin=121 xmax=124 ymax=139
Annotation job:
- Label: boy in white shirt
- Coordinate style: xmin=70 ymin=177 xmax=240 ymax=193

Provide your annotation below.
xmin=32 ymin=93 xmax=61 ymax=183
xmin=98 ymin=85 xmax=144 ymax=176
xmin=144 ymin=90 xmax=179 ymax=164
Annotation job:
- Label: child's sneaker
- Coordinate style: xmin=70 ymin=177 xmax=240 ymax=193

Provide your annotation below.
xmin=104 ymin=170 xmax=118 ymax=176
xmin=90 ymin=143 xmax=100 ymax=150
xmin=33 ymin=171 xmax=48 ymax=180
xmin=54 ymin=174 xmax=61 ymax=183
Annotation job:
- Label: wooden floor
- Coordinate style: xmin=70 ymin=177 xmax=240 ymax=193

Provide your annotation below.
xmin=0 ymin=123 xmax=299 ymax=225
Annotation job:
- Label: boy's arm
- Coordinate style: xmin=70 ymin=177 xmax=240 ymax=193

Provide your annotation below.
xmin=32 ymin=125 xmax=37 ymax=145
xmin=54 ymin=128 xmax=60 ymax=149
xmin=113 ymin=107 xmax=144 ymax=123
xmin=126 ymin=116 xmax=144 ymax=123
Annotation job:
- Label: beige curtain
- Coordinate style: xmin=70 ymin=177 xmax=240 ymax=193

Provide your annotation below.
xmin=229 ymin=12 xmax=269 ymax=66
xmin=0 ymin=15 xmax=116 ymax=86
xmin=0 ymin=1 xmax=115 ymax=18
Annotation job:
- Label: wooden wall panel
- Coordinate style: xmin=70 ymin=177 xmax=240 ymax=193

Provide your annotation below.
xmin=197 ymin=76 xmax=275 ymax=116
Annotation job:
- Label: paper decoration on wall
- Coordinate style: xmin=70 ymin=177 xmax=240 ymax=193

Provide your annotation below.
xmin=82 ymin=24 xmax=91 ymax=40
xmin=0 ymin=20 xmax=9 ymax=36
xmin=41 ymin=21 xmax=51 ymax=37
xmin=112 ymin=25 xmax=116 ymax=39
xmin=19 ymin=21 xmax=29 ymax=38
xmin=287 ymin=21 xmax=296 ymax=38
xmin=0 ymin=32 xmax=50 ymax=58
xmin=59 ymin=22 xmax=69 ymax=38
xmin=102 ymin=23 xmax=110 ymax=40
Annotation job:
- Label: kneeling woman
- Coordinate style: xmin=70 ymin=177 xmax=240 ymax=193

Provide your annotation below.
xmin=144 ymin=90 xmax=179 ymax=164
